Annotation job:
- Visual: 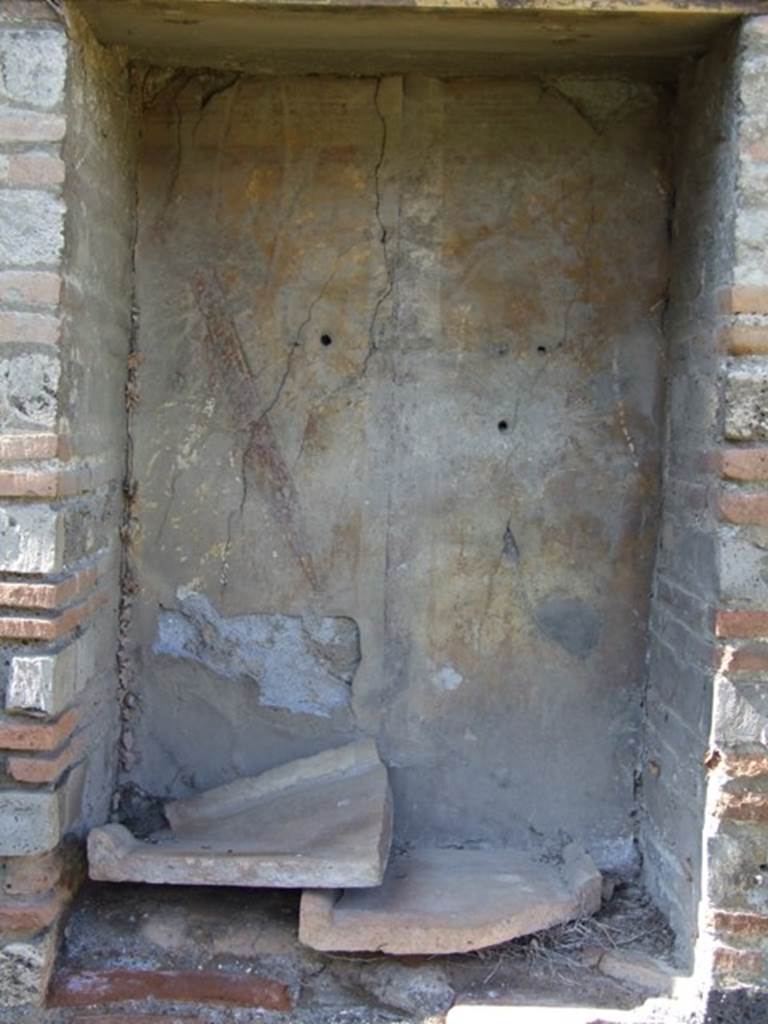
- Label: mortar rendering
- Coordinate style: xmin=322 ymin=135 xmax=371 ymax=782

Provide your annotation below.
xmin=2 ymin=0 xmax=768 ymax=1021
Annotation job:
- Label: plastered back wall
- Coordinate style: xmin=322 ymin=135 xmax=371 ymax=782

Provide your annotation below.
xmin=126 ymin=71 xmax=670 ymax=861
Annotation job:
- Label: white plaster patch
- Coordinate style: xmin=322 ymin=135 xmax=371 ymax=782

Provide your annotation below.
xmin=434 ymin=665 xmax=463 ymax=692
xmin=154 ymin=591 xmax=359 ymax=718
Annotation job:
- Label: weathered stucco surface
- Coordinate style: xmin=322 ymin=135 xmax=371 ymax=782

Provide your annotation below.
xmin=126 ymin=71 xmax=669 ymax=861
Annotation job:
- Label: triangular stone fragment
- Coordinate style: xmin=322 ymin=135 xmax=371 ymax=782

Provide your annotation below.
xmin=300 ymin=844 xmax=601 ymax=955
xmin=88 ymin=739 xmax=392 ymax=888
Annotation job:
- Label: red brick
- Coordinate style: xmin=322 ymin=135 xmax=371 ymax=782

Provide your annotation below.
xmin=0 ymin=589 xmax=107 ymax=641
xmin=0 ymin=311 xmax=59 ymax=345
xmin=713 ymin=911 xmax=768 ymax=938
xmin=718 ymin=791 xmax=768 ymax=823
xmin=0 ymin=271 xmax=61 ymax=308
xmin=7 ymin=153 xmax=65 ymax=187
xmin=723 ymin=754 xmax=768 ymax=779
xmin=713 ymin=946 xmax=765 ymax=986
xmin=0 ymin=565 xmax=99 ymax=610
xmin=718 ymin=285 xmax=768 ymax=317
xmin=719 ymin=323 xmax=768 ymax=356
xmin=720 ymin=491 xmax=768 ymax=525
xmin=0 ymin=460 xmax=112 ymax=498
xmin=0 ymin=111 xmax=65 ymax=144
xmin=0 ymin=708 xmax=78 ymax=753
xmin=729 ymin=644 xmax=768 ymax=672
xmin=8 ymin=735 xmax=84 ymax=784
xmin=721 ymin=449 xmax=768 ymax=482
xmin=0 ymin=433 xmax=65 ymax=461
xmin=0 ymin=888 xmax=66 ymax=934
xmin=48 ymin=968 xmax=293 ymax=1011
xmin=716 ymin=610 xmax=768 ymax=639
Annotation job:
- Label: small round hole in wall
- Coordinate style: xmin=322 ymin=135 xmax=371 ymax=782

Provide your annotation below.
xmin=320 ymin=334 xmax=333 ymax=347
xmin=498 ymin=420 xmax=509 ymax=433
xmin=537 ymin=346 xmax=547 ymax=354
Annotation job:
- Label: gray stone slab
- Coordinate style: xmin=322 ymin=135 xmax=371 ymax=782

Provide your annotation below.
xmin=88 ymin=739 xmax=392 ymax=888
xmin=299 ymin=843 xmax=601 ymax=954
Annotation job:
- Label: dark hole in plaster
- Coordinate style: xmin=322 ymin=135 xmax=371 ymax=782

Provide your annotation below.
xmin=759 ymin=864 xmax=768 ymax=871
xmin=320 ymin=334 xmax=333 ymax=347
xmin=537 ymin=346 xmax=547 ymax=353
xmin=498 ymin=419 xmax=509 ymax=432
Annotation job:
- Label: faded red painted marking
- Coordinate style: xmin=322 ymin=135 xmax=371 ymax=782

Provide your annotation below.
xmin=49 ymin=967 xmax=292 ymax=1011
xmin=192 ymin=269 xmax=319 ymax=592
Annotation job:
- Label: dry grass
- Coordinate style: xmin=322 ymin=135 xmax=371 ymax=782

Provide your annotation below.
xmin=461 ymin=882 xmax=676 ymax=986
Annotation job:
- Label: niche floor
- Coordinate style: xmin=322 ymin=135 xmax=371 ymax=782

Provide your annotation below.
xmin=49 ymin=881 xmax=675 ymax=1021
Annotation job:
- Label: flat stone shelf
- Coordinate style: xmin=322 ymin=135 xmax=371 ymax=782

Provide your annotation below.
xmin=88 ymin=739 xmax=393 ymax=888
xmin=300 ymin=844 xmax=602 ymax=955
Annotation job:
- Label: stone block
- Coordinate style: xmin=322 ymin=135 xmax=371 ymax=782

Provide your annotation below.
xmin=6 ymin=632 xmax=95 ymax=717
xmin=0 ymin=791 xmax=60 ymax=856
xmin=596 ymin=949 xmax=675 ymax=994
xmin=725 ymin=366 xmax=768 ymax=442
xmin=720 ymin=526 xmax=768 ymax=606
xmin=0 ymin=352 xmax=60 ymax=432
xmin=0 ymin=191 xmax=64 ymax=267
xmin=0 ymin=30 xmax=66 ymax=109
xmin=0 ymin=351 xmax=60 ymax=432
xmin=300 ymin=843 xmax=601 ymax=955
xmin=0 ymin=927 xmax=59 ymax=1008
xmin=0 ymin=503 xmax=62 ymax=573
xmin=708 ymin=830 xmax=768 ymax=916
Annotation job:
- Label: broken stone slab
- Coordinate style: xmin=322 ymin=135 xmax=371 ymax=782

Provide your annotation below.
xmin=88 ymin=739 xmax=392 ymax=889
xmin=300 ymin=843 xmax=601 ymax=955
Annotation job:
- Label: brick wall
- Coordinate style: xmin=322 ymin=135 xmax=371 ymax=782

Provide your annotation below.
xmin=639 ymin=25 xmax=741 ymax=967
xmin=640 ymin=15 xmax=768 ymax=996
xmin=0 ymin=0 xmax=134 ymax=1007
xmin=705 ymin=15 xmax=768 ymax=993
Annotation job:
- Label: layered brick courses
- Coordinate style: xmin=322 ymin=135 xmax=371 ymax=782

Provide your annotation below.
xmin=0 ymin=708 xmax=78 ymax=753
xmin=0 ymin=588 xmax=108 ymax=641
xmin=0 ymin=563 xmax=99 ymax=610
xmin=8 ymin=734 xmax=85 ymax=784
xmin=0 ymin=458 xmax=113 ymax=498
xmin=0 ymin=434 xmax=68 ymax=460
xmin=0 ymin=5 xmax=114 ymax=987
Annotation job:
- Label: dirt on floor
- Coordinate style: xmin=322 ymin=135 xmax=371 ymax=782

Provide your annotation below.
xmin=32 ymin=874 xmax=678 ymax=1023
